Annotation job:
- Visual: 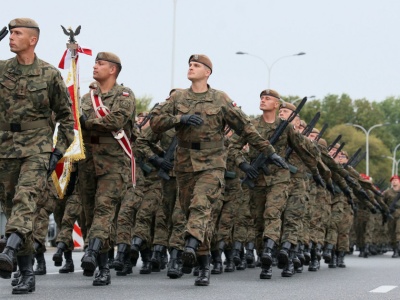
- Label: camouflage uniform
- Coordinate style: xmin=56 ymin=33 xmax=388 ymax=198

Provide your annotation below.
xmin=78 ymin=83 xmax=135 ymax=253
xmin=384 ymin=188 xmax=400 ymax=247
xmin=150 ymin=87 xmax=276 ymax=255
xmin=0 ymin=55 xmax=75 ymax=256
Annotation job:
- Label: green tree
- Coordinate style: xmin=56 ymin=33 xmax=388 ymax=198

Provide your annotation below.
xmin=136 ymin=95 xmax=153 ymax=115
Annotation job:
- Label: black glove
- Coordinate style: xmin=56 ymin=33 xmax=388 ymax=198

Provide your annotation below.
xmin=375 ymin=203 xmax=382 ymax=212
xmin=149 ymin=155 xmax=173 ymax=171
xmin=0 ymin=27 xmax=8 ymax=42
xmin=359 ymin=189 xmax=370 ymax=201
xmin=180 ymin=114 xmax=203 ymax=126
xmin=344 ymin=174 xmax=357 ymax=186
xmin=47 ymin=148 xmax=63 ymax=177
xmin=369 ymin=207 xmax=377 ymax=214
xmin=390 ymin=207 xmax=396 ymax=214
xmin=313 ymin=174 xmax=326 ymax=188
xmin=382 ymin=213 xmax=388 ymax=225
xmin=267 ymin=153 xmax=288 ymax=169
xmin=326 ymin=181 xmax=335 ymax=196
xmin=80 ymin=114 xmax=88 ymax=131
xmin=239 ymin=162 xmax=259 ymax=179
xmin=65 ymin=170 xmax=78 ymax=197
xmin=342 ymin=186 xmax=352 ymax=199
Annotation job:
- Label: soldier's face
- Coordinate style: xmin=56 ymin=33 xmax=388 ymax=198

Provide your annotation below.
xmin=392 ymin=178 xmax=400 ymax=188
xmin=259 ymin=96 xmax=278 ymax=112
xmin=187 ymin=62 xmax=210 ymax=81
xmin=9 ymin=28 xmax=36 ymax=54
xmin=93 ymin=60 xmax=113 ymax=81
xmin=278 ymin=108 xmax=292 ymax=120
xmin=309 ymin=132 xmax=318 ymax=140
xmin=339 ymin=153 xmax=348 ymax=164
xmin=329 ymin=148 xmax=337 ymax=157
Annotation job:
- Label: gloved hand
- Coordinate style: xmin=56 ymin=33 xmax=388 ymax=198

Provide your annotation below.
xmin=79 ymin=114 xmax=88 ymax=131
xmin=342 ymin=186 xmax=352 ymax=199
xmin=0 ymin=27 xmax=8 ymax=42
xmin=390 ymin=207 xmax=396 ymax=214
xmin=344 ymin=174 xmax=357 ymax=186
xmin=369 ymin=207 xmax=377 ymax=214
xmin=149 ymin=155 xmax=173 ymax=171
xmin=375 ymin=203 xmax=382 ymax=212
xmin=359 ymin=189 xmax=370 ymax=201
xmin=267 ymin=153 xmax=288 ymax=169
xmin=313 ymin=174 xmax=326 ymax=188
xmin=239 ymin=162 xmax=259 ymax=179
xmin=180 ymin=114 xmax=203 ymax=126
xmin=47 ymin=148 xmax=63 ymax=177
xmin=326 ymin=181 xmax=335 ymax=196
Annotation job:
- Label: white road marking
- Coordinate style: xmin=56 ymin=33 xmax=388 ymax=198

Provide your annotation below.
xmin=46 ymin=270 xmax=83 ymax=275
xmin=369 ymin=286 xmax=398 ymax=293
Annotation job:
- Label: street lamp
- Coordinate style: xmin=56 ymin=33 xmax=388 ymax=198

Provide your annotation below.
xmin=170 ymin=0 xmax=178 ymax=89
xmin=396 ymin=158 xmax=400 ymax=175
xmin=291 ymin=95 xmax=315 ymax=105
xmin=391 ymin=143 xmax=400 ymax=176
xmin=345 ymin=122 xmax=390 ymax=176
xmin=236 ymin=51 xmax=306 ymax=88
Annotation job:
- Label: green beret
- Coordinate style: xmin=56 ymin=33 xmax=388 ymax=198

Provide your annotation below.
xmin=260 ymin=89 xmax=280 ymax=99
xmin=188 ymin=54 xmax=213 ymax=73
xmin=9 ymin=18 xmax=39 ymax=30
xmin=96 ymin=52 xmax=122 ymax=66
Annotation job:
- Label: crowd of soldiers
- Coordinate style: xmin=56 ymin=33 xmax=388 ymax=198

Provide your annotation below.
xmin=0 ymin=17 xmax=399 ymax=296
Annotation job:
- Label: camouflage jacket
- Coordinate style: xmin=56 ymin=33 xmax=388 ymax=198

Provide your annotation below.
xmin=150 ymin=87 xmax=275 ymax=172
xmin=229 ymin=117 xmax=319 ymax=186
xmin=383 ymin=188 xmax=400 ymax=210
xmin=80 ymin=83 xmax=135 ymax=176
xmin=0 ymin=55 xmax=74 ymax=158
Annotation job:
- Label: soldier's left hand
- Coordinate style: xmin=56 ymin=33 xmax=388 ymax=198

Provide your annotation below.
xmin=313 ymin=174 xmax=326 ymax=188
xmin=326 ymin=182 xmax=335 ymax=196
xmin=149 ymin=155 xmax=173 ymax=171
xmin=47 ymin=148 xmax=63 ymax=178
xmin=0 ymin=27 xmax=8 ymax=42
xmin=344 ymin=174 xmax=357 ymax=186
xmin=79 ymin=114 xmax=88 ymax=130
xmin=267 ymin=153 xmax=288 ymax=170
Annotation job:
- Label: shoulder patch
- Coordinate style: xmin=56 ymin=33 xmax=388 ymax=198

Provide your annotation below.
xmin=122 ymin=91 xmax=129 ymax=97
xmin=120 ymin=100 xmax=131 ymax=109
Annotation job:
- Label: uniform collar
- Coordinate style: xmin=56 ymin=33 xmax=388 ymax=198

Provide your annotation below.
xmin=187 ymin=85 xmax=213 ymax=101
xmin=8 ymin=55 xmax=41 ymax=76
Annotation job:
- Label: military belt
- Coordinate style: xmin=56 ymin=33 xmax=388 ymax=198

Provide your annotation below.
xmin=178 ymin=140 xmax=224 ymax=150
xmin=83 ymin=136 xmax=116 ymax=144
xmin=0 ymin=120 xmax=49 ymax=132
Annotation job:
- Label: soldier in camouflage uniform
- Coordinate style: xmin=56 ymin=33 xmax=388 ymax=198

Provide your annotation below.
xmin=150 ymin=54 xmax=287 ymax=286
xmin=384 ymin=175 xmax=400 ymax=257
xmin=0 ymin=18 xmax=75 ymax=295
xmin=78 ymin=52 xmax=135 ymax=286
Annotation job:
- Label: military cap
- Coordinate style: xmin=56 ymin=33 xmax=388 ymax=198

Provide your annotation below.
xmin=333 ymin=143 xmax=341 ymax=149
xmin=89 ymin=81 xmax=98 ymax=89
xmin=96 ymin=52 xmax=122 ymax=66
xmin=311 ymin=127 xmax=320 ymax=134
xmin=137 ymin=112 xmax=149 ymax=118
xmin=318 ymin=138 xmax=327 ymax=148
xmin=341 ymin=150 xmax=349 ymax=158
xmin=8 ymin=18 xmax=39 ymax=30
xmin=260 ymin=89 xmax=280 ymax=99
xmin=279 ymin=101 xmax=296 ymax=111
xmin=188 ymin=54 xmax=213 ymax=73
xmin=390 ymin=175 xmax=400 ymax=182
xmin=300 ymin=120 xmax=307 ymax=128
xmin=360 ymin=173 xmax=371 ymax=181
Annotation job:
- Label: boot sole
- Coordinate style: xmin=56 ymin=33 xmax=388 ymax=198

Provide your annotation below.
xmin=181 ymin=251 xmax=196 ymax=274
xmin=0 ymin=254 xmax=14 ymax=273
xmin=59 ymin=269 xmax=74 ymax=273
xmin=277 ymin=252 xmax=288 ymax=270
xmin=12 ymin=287 xmax=35 ymax=294
xmin=34 ymin=271 xmax=46 ymax=275
xmin=93 ymin=281 xmax=111 ymax=286
xmin=113 ymin=261 xmax=124 ymax=271
xmin=260 ymin=274 xmax=272 ymax=279
xmin=81 ymin=259 xmax=97 ymax=273
xmin=167 ymin=270 xmax=182 ymax=279
xmin=194 ymin=281 xmax=209 ymax=286
xmin=260 ymin=255 xmax=272 ymax=269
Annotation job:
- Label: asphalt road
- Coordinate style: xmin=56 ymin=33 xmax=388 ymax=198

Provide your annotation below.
xmin=0 ymin=250 xmax=399 ymax=300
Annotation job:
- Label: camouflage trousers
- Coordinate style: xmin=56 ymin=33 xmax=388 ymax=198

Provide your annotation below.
xmin=310 ymin=186 xmax=331 ymax=245
xmin=325 ymin=194 xmax=344 ymax=246
xmin=131 ymin=174 xmax=162 ymax=248
xmin=168 ymin=196 xmax=187 ymax=251
xmin=280 ymin=177 xmax=307 ymax=245
xmin=152 ymin=178 xmax=178 ymax=247
xmin=0 ymin=153 xmax=49 ymax=255
xmin=233 ymin=185 xmax=254 ymax=245
xmin=304 ymin=182 xmax=317 ymax=245
xmin=53 ymin=176 xmax=81 ymax=252
xmin=387 ymin=209 xmax=400 ymax=246
xmin=176 ymin=168 xmax=224 ymax=256
xmin=33 ymin=179 xmax=56 ymax=254
xmin=355 ymin=208 xmax=374 ymax=247
xmin=250 ymin=182 xmax=289 ymax=253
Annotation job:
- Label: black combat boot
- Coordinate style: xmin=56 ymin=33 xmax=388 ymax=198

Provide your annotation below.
xmin=0 ymin=236 xmax=7 ymax=253
xmin=224 ymin=249 xmax=235 ymax=272
xmin=181 ymin=236 xmax=199 ymax=274
xmin=328 ymin=250 xmax=337 ymax=268
xmin=369 ymin=244 xmax=378 ymax=255
xmin=392 ymin=242 xmax=400 ymax=258
xmin=107 ymin=246 xmax=115 ymax=269
xmin=363 ymin=244 xmax=370 ymax=258
xmin=194 ymin=255 xmax=210 ymax=286
xmin=308 ymin=247 xmax=320 ymax=272
xmin=53 ymin=242 xmax=67 ymax=267
xmin=34 ymin=253 xmax=46 ymax=275
xmin=322 ymin=243 xmax=334 ymax=263
xmin=232 ymin=241 xmax=242 ymax=266
xmin=12 ymin=255 xmax=35 ymax=294
xmin=245 ymin=242 xmax=256 ymax=268
xmin=337 ymin=251 xmax=346 ymax=268
xmin=161 ymin=248 xmax=168 ymax=270
xmin=261 ymin=239 xmax=275 ymax=269
xmin=297 ymin=243 xmax=305 ymax=266
xmin=11 ymin=270 xmax=20 ymax=286
xmin=210 ymin=250 xmax=222 ymax=274
xmin=167 ymin=248 xmax=183 ymax=279
xmin=113 ymin=243 xmax=129 ymax=271
xmin=131 ymin=236 xmax=143 ymax=254
xmin=358 ymin=246 xmax=364 ymax=257
xmin=93 ymin=252 xmax=111 ymax=286
xmin=303 ymin=242 xmax=312 ymax=266
xmin=139 ymin=248 xmax=152 ymax=274
xmin=59 ymin=251 xmax=74 ymax=273
xmin=277 ymin=241 xmax=291 ymax=269
xmin=192 ymin=265 xmax=200 ymax=276
xmin=292 ymin=245 xmax=301 ymax=270
xmin=81 ymin=238 xmax=102 ymax=276
xmin=116 ymin=255 xmax=133 ymax=276
xmin=237 ymin=250 xmax=247 ymax=271
xmin=315 ymin=243 xmax=322 ymax=262
xmin=260 ymin=266 xmax=272 ymax=279
xmin=150 ymin=244 xmax=166 ymax=272
xmin=281 ymin=250 xmax=295 ymax=277
xmin=0 ymin=233 xmax=22 ymax=279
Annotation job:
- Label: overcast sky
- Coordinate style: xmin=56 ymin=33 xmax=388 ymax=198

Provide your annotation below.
xmin=1 ymin=0 xmax=399 ymax=115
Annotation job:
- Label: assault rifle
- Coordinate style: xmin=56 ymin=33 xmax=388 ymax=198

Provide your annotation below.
xmin=314 ymin=123 xmax=328 ymax=142
xmin=333 ymin=142 xmax=345 ymax=158
xmin=242 ymin=97 xmax=307 ymax=188
xmin=351 ymin=151 xmax=366 ymax=168
xmin=389 ymin=192 xmax=400 ymax=214
xmin=344 ymin=148 xmax=361 ymax=168
xmin=0 ymin=27 xmax=8 ymax=41
xmin=285 ymin=111 xmax=320 ymax=160
xmin=157 ymin=136 xmax=177 ymax=180
xmin=137 ymin=103 xmax=159 ymax=130
xmin=327 ymin=135 xmax=342 ymax=152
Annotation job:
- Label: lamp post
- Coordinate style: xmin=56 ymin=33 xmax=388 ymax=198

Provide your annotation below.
xmin=236 ymin=51 xmax=306 ymax=88
xmin=170 ymin=0 xmax=178 ymax=89
xmin=391 ymin=143 xmax=400 ymax=176
xmin=396 ymin=158 xmax=400 ymax=175
xmin=345 ymin=123 xmax=390 ymax=176
xmin=291 ymin=95 xmax=315 ymax=105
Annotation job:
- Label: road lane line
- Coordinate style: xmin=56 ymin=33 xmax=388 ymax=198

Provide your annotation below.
xmin=370 ymin=286 xmax=398 ymax=293
xmin=46 ymin=270 xmax=83 ymax=275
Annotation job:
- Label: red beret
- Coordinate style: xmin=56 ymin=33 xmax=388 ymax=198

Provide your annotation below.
xmin=390 ymin=175 xmax=400 ymax=182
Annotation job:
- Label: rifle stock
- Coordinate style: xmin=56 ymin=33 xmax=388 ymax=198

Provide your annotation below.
xmin=157 ymin=136 xmax=177 ymax=180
